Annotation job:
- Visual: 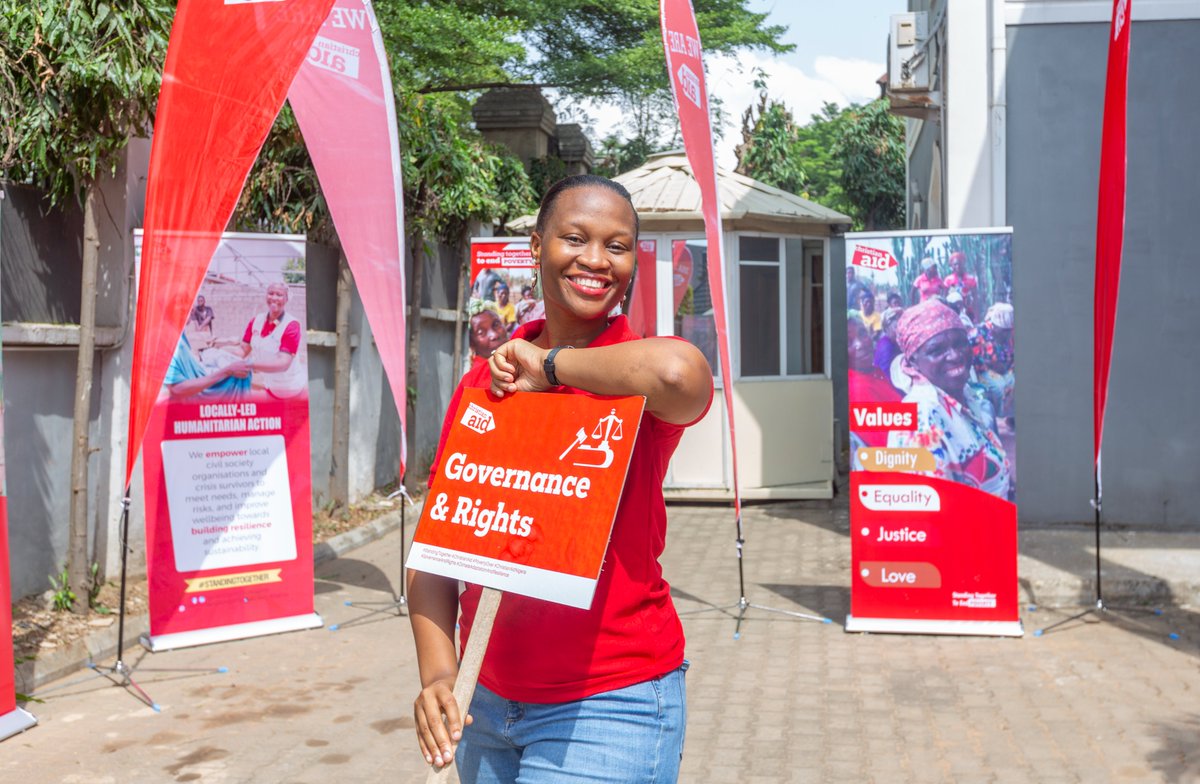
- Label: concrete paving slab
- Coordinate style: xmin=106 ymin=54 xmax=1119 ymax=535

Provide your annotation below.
xmin=2 ymin=501 xmax=1198 ymax=783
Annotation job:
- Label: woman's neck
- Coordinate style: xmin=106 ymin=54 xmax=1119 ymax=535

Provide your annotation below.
xmin=534 ymin=312 xmax=610 ymax=349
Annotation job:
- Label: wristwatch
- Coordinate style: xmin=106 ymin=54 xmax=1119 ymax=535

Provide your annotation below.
xmin=543 ymin=346 xmax=572 ymax=387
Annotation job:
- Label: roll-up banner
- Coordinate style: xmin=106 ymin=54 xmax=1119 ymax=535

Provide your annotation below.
xmin=468 ymin=238 xmax=537 ymax=363
xmin=289 ymin=0 xmax=408 ymax=475
xmin=0 ymin=202 xmax=36 ymax=737
xmin=660 ymin=0 xmax=742 ymax=509
xmin=843 ymin=228 xmax=1021 ymax=636
xmin=137 ymin=231 xmax=321 ymax=651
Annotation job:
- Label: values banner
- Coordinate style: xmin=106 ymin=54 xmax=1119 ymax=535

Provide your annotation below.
xmin=1094 ymin=0 xmax=1132 ymax=463
xmin=660 ymin=0 xmax=742 ymax=509
xmin=843 ymin=229 xmax=1021 ymax=636
xmin=138 ymin=232 xmax=321 ymax=650
xmin=0 ymin=214 xmax=36 ymax=736
xmin=288 ymin=0 xmax=408 ymax=474
xmin=627 ymin=239 xmax=658 ymax=338
xmin=407 ymin=390 xmax=644 ymax=609
xmin=467 ymin=238 xmax=539 ymax=362
xmin=127 ymin=0 xmax=336 ymax=489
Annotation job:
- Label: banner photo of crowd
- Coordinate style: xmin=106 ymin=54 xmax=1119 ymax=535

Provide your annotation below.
xmin=468 ymin=237 xmax=542 ymax=363
xmin=844 ymin=228 xmax=1019 ymax=634
xmin=846 ymin=229 xmax=1015 ymax=501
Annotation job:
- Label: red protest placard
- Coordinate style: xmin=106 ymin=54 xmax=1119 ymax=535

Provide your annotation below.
xmin=407 ymin=389 xmax=645 ymax=609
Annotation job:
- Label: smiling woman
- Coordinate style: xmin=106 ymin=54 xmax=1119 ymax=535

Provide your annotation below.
xmin=409 ymin=174 xmax=713 ymax=784
xmin=886 ymin=298 xmax=1012 ymax=500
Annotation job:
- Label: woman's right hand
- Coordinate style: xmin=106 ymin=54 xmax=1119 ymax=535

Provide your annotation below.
xmin=488 ymin=338 xmax=550 ymax=396
xmin=414 ymin=676 xmax=472 ymax=768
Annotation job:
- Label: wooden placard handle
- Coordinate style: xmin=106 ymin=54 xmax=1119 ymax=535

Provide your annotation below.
xmin=426 ymin=587 xmax=502 ymax=783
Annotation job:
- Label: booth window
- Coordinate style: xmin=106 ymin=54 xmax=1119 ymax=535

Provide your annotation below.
xmin=738 ymin=235 xmax=825 ymax=378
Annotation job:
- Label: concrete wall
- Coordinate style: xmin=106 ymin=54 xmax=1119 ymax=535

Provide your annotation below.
xmin=1006 ymin=19 xmax=1200 ymax=527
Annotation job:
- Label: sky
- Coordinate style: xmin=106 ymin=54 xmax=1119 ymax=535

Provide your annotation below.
xmin=566 ymin=0 xmax=904 ymax=169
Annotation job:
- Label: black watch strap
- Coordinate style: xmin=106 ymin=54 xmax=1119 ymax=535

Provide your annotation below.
xmin=543 ymin=346 xmax=572 ymax=386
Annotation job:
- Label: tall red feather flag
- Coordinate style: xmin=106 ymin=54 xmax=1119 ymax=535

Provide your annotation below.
xmin=1094 ymin=0 xmax=1131 ymax=465
xmin=126 ymin=0 xmax=337 ymax=487
xmin=660 ymin=0 xmax=742 ymax=515
xmin=289 ymin=0 xmax=408 ymax=476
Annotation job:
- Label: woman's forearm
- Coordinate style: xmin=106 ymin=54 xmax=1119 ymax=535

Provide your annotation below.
xmin=168 ymin=368 xmax=230 ymax=399
xmin=407 ymin=570 xmax=461 ymax=687
xmin=548 ymin=338 xmax=712 ymax=424
xmin=250 ymin=352 xmax=295 ymax=374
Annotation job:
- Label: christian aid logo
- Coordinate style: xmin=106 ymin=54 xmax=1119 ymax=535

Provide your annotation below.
xmin=851 ymin=246 xmax=898 ymax=271
xmin=850 ymin=403 xmax=917 ymax=433
xmin=460 ymin=402 xmax=495 ymax=435
xmin=675 ymin=63 xmax=702 ymax=108
xmin=308 ymin=35 xmax=361 ymax=79
xmin=558 ymin=409 xmax=624 ymax=469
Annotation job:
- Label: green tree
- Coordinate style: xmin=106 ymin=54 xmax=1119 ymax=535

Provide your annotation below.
xmin=0 ymin=0 xmax=173 ymax=611
xmin=736 ymin=94 xmax=904 ymax=230
xmin=793 ymin=102 xmax=852 ymax=212
xmin=397 ymin=0 xmax=790 ymax=99
xmin=383 ymin=1 xmax=788 ymax=163
xmin=834 ymin=99 xmax=906 ymax=231
xmin=735 ymin=93 xmax=807 ymax=195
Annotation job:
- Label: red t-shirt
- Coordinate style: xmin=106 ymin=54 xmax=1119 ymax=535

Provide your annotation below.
xmin=915 ymin=274 xmax=945 ymax=301
xmin=242 ymin=315 xmax=301 ymax=354
xmin=429 ymin=316 xmax=712 ymax=703
xmin=943 ymin=272 xmax=978 ymax=295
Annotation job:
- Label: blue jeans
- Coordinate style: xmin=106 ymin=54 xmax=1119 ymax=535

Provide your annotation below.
xmin=456 ymin=662 xmax=689 ymax=784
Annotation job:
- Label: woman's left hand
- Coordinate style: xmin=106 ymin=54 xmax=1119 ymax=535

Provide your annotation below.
xmin=488 ymin=339 xmax=549 ymax=396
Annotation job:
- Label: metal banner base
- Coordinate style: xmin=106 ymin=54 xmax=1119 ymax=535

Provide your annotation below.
xmin=334 ymin=485 xmax=412 ymax=632
xmin=845 ymin=615 xmax=1024 ymax=637
xmin=0 ymin=708 xmax=37 ymax=741
xmin=680 ymin=595 xmax=833 ymax=640
xmin=141 ymin=612 xmax=323 ymax=652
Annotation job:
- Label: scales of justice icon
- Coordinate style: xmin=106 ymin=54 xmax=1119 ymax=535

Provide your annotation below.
xmin=558 ymin=409 xmax=625 ymax=469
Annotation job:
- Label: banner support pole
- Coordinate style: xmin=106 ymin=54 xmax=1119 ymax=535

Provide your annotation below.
xmin=87 ymin=491 xmax=160 ymax=711
xmin=1094 ymin=464 xmax=1104 ymax=610
xmin=332 ymin=475 xmax=411 ymax=631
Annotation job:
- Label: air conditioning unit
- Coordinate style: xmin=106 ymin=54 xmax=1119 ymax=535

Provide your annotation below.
xmin=888 ymin=12 xmax=930 ymax=93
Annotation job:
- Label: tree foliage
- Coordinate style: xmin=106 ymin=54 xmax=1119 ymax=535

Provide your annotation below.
xmin=735 ymin=94 xmax=905 ymax=230
xmin=0 ymin=0 xmax=172 ymax=201
xmin=385 ymin=0 xmax=790 ymax=98
xmin=241 ymin=1 xmax=784 ymax=235
xmin=834 ymin=99 xmax=905 ymax=231
xmin=735 ymin=93 xmax=807 ymax=196
xmin=793 ymin=102 xmax=851 ymax=214
xmin=398 ymin=95 xmax=535 ymax=240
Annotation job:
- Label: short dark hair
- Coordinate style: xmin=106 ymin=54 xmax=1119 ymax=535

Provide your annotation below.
xmin=534 ymin=174 xmax=639 ymax=238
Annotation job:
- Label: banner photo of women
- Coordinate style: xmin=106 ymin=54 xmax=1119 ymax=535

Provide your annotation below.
xmin=843 ymin=228 xmax=1020 ymax=636
xmin=468 ymin=237 xmax=540 ymax=364
xmin=136 ymin=231 xmax=321 ymax=651
xmin=0 ymin=213 xmax=37 ymax=737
